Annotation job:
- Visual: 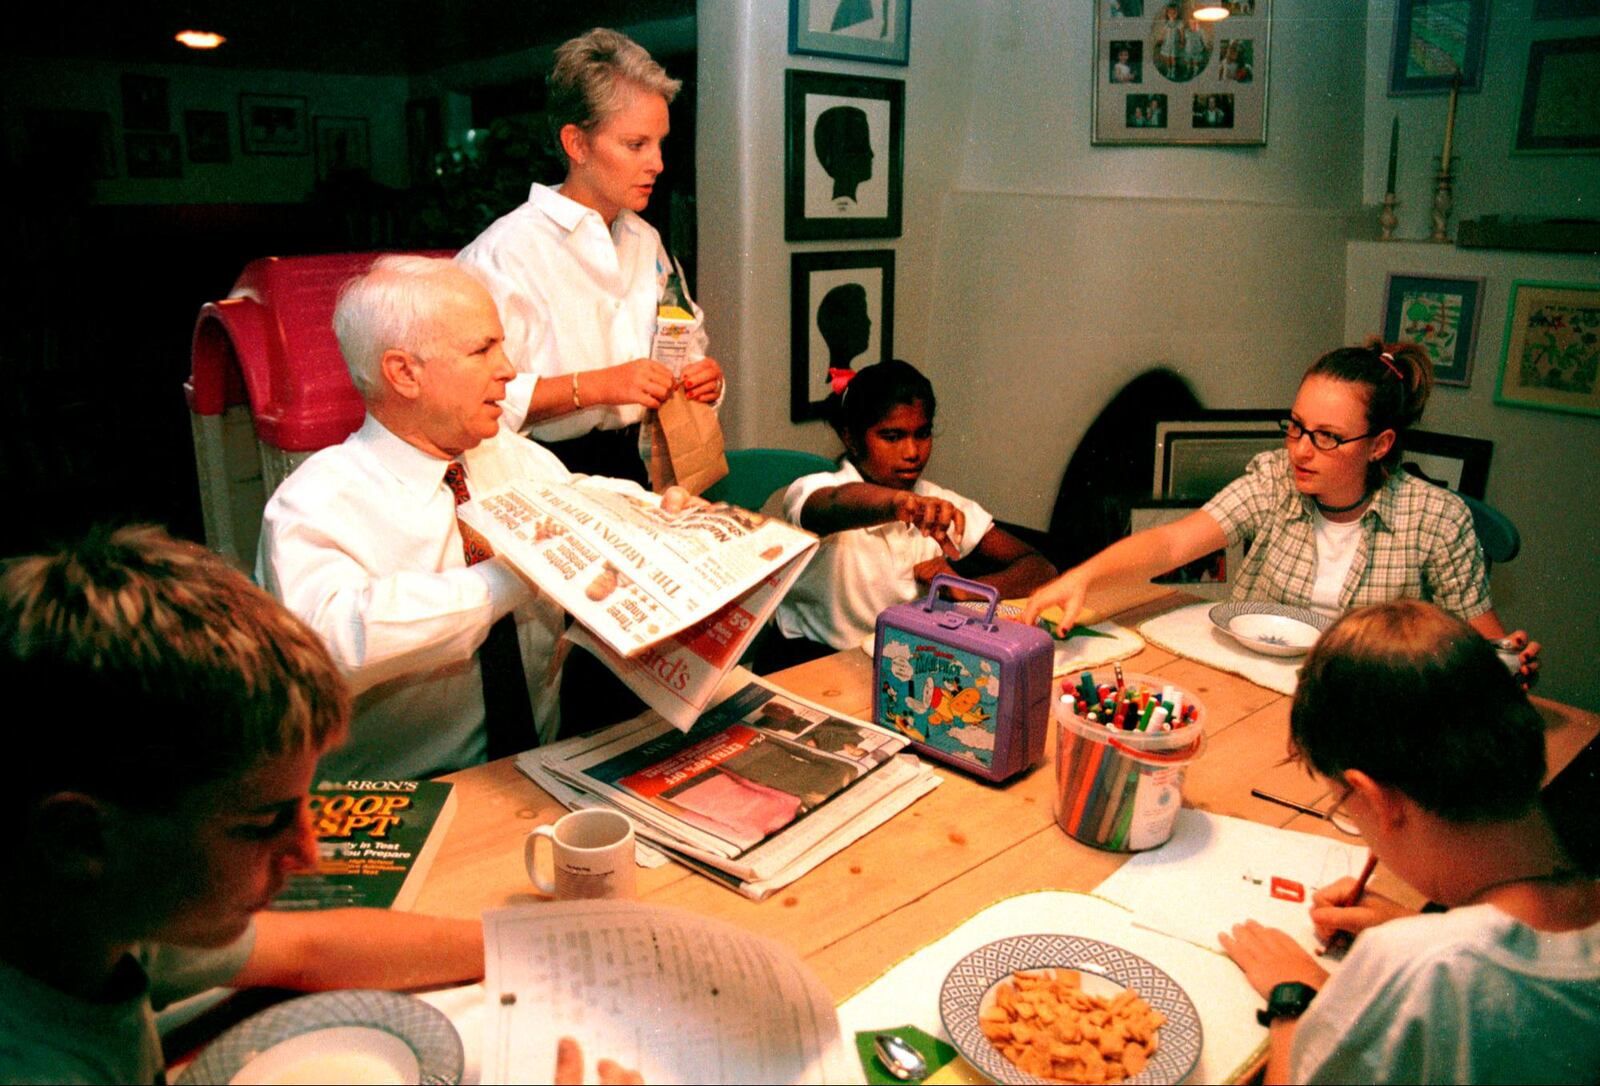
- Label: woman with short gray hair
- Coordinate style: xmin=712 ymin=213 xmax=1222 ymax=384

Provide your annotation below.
xmin=457 ymin=26 xmax=725 ymax=487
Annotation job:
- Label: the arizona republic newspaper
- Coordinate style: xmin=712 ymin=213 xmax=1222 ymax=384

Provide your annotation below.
xmin=459 ymin=480 xmax=818 ymax=729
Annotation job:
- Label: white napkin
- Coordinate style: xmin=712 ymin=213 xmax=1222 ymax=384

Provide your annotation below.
xmin=1137 ymin=603 xmax=1301 ymax=695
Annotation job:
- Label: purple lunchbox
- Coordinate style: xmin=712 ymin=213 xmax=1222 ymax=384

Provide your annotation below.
xmin=872 ymin=575 xmax=1053 ymax=782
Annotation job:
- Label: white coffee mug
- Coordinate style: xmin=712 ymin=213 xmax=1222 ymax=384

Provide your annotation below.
xmin=524 ymin=808 xmax=637 ymax=900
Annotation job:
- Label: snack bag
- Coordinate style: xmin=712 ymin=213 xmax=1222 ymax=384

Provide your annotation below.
xmin=646 ymin=262 xmax=727 ymax=495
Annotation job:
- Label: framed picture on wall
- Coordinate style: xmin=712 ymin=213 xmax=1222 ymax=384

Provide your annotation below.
xmin=1388 ymin=0 xmax=1489 ymax=95
xmin=1513 ymin=36 xmax=1600 ymax=154
xmin=124 ymin=133 xmax=181 ymax=179
xmin=121 ymin=74 xmax=169 ymax=131
xmin=185 ymin=110 xmax=231 ymax=164
xmin=1129 ymin=500 xmax=1240 ymax=599
xmin=1091 ymin=0 xmax=1272 ymax=146
xmin=1381 ymin=273 xmax=1485 ymax=387
xmin=1495 ymin=280 xmax=1600 ymax=418
xmin=785 ymin=70 xmax=904 ymax=241
xmin=240 ymin=93 xmax=309 ymax=155
xmin=789 ymin=0 xmax=911 ymax=65
xmin=790 ymin=249 xmax=895 ymax=422
xmin=314 ymin=116 xmax=371 ymax=182
xmin=1401 ymin=430 xmax=1494 ymax=498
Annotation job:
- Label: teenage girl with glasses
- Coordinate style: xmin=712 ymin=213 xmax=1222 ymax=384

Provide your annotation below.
xmin=1023 ymin=337 xmax=1539 ymax=682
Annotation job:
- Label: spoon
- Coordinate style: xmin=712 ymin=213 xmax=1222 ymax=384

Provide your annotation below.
xmin=873 ymin=1032 xmax=928 ymax=1081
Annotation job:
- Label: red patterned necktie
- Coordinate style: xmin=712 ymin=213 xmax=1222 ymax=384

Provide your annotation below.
xmin=443 ymin=461 xmax=496 ymax=565
xmin=442 ymin=461 xmax=538 ymax=756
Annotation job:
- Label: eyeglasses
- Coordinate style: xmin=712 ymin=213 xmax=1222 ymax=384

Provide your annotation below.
xmin=1251 ymin=786 xmax=1361 ymax=836
xmin=1278 ymin=417 xmax=1376 ymax=452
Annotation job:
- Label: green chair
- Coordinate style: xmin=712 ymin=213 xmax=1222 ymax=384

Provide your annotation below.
xmin=703 ymin=448 xmax=837 ymax=512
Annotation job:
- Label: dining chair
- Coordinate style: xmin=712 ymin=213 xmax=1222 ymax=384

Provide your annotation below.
xmin=703 ymin=448 xmax=837 ymax=512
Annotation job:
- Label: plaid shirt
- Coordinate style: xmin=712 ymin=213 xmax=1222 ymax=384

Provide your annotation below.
xmin=1203 ymin=449 xmax=1492 ymax=620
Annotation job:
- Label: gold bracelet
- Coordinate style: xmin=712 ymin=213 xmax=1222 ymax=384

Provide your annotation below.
xmin=571 ymin=372 xmax=582 ymax=409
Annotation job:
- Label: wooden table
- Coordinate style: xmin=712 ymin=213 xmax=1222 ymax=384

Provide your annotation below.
xmin=416 ymin=587 xmax=1598 ymax=1003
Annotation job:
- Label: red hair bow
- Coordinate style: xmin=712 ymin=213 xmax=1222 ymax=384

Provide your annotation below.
xmin=828 ymin=367 xmax=857 ymax=396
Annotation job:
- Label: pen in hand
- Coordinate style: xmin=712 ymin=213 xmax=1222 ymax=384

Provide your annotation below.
xmin=1319 ymin=852 xmax=1379 ymax=957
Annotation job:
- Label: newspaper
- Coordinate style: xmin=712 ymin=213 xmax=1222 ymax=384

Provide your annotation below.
xmin=460 ymin=481 xmax=816 ymax=729
xmin=518 ymin=670 xmax=941 ymax=899
xmin=483 ymin=901 xmax=859 ymax=1085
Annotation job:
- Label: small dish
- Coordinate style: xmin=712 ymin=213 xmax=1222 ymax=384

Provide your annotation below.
xmin=1208 ymin=601 xmax=1332 ymax=657
xmin=179 ymin=989 xmax=463 ymax=1085
xmin=938 ymin=934 xmax=1201 ymax=1085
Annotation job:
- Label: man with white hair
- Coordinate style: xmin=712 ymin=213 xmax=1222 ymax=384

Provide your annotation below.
xmin=259 ymin=255 xmax=686 ymax=779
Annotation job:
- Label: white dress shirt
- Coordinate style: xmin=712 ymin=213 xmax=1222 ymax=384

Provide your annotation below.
xmin=258 ymin=415 xmax=647 ymax=780
xmin=456 ymin=183 xmax=709 ymax=441
xmin=773 ymin=461 xmax=996 ymax=650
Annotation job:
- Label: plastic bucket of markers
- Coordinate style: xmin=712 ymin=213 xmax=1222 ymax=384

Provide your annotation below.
xmin=1051 ymin=671 xmax=1206 ymax=852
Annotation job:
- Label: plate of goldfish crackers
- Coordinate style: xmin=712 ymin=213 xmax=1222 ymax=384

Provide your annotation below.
xmin=939 ymin=934 xmax=1201 ymax=1085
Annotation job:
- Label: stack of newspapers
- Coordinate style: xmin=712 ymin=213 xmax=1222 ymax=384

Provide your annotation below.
xmin=463 ymin=478 xmax=941 ymax=897
xmin=518 ymin=669 xmax=941 ymax=900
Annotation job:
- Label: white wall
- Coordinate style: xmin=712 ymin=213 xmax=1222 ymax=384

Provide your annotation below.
xmin=1 ymin=57 xmax=410 ymax=203
xmin=699 ymin=0 xmax=1369 ymax=521
xmin=1361 ymin=0 xmax=1600 ymax=230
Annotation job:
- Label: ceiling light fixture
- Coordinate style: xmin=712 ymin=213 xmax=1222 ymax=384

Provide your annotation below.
xmin=175 ymin=29 xmax=226 ymax=50
xmin=1193 ymin=4 xmax=1231 ymax=19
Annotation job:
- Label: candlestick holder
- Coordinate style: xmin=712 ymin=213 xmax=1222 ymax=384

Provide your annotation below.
xmin=1379 ymin=193 xmax=1400 ymax=241
xmin=1429 ymin=160 xmax=1455 ymax=243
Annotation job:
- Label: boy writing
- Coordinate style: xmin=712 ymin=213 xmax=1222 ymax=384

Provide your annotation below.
xmin=0 ymin=526 xmax=483 ymax=1083
xmin=1220 ymin=599 xmax=1599 ymax=1083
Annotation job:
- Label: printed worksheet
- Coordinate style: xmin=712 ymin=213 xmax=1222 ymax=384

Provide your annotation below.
xmin=1095 ymin=809 xmax=1367 ymax=954
xmin=482 ymin=902 xmax=857 ymax=1084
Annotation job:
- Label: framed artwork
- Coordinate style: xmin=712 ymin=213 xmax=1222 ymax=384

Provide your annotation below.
xmin=790 ymin=249 xmax=895 ymax=422
xmin=790 ymin=0 xmax=911 ymax=65
xmin=314 ymin=115 xmax=371 ymax=182
xmin=120 ymin=74 xmax=169 ymax=131
xmin=1495 ymin=280 xmax=1600 ymax=418
xmin=1381 ymin=273 xmax=1485 ymax=387
xmin=1388 ymin=0 xmax=1489 ymax=95
xmin=1401 ymin=430 xmax=1494 ymax=498
xmin=124 ymin=133 xmax=181 ymax=179
xmin=1513 ymin=36 xmax=1600 ymax=154
xmin=184 ymin=110 xmax=231 ymax=164
xmin=1152 ymin=411 xmax=1285 ymax=500
xmin=23 ymin=110 xmax=116 ymax=179
xmin=1129 ymin=500 xmax=1241 ymax=599
xmin=240 ymin=93 xmax=309 ymax=155
xmin=785 ymin=70 xmax=904 ymax=241
xmin=1092 ymin=0 xmax=1272 ymax=146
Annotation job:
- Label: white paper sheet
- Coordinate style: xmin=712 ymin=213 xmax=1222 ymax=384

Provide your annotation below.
xmin=482 ymin=901 xmax=858 ymax=1085
xmin=1095 ymin=809 xmax=1368 ymax=954
xmin=1137 ymin=602 xmax=1302 ymax=695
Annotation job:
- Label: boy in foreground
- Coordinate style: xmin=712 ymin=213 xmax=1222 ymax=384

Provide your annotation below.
xmin=1219 ymin=599 xmax=1598 ymax=1083
xmin=0 ymin=526 xmax=484 ymax=1083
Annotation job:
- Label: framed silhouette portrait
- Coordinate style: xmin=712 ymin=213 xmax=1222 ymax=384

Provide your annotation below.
xmin=790 ymin=0 xmax=911 ymax=65
xmin=1093 ymin=0 xmax=1271 ymax=145
xmin=791 ymin=250 xmax=895 ymax=422
xmin=785 ymin=70 xmax=904 ymax=241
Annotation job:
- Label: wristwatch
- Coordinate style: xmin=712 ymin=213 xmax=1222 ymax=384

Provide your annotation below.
xmin=1256 ymin=981 xmax=1318 ymax=1026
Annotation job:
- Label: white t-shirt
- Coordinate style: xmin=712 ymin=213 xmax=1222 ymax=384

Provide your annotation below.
xmin=455 ymin=183 xmax=709 ymax=440
xmin=774 ymin=461 xmax=995 ymax=650
xmin=1291 ymin=902 xmax=1600 ymax=1084
xmin=1309 ymin=509 xmax=1364 ymax=616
